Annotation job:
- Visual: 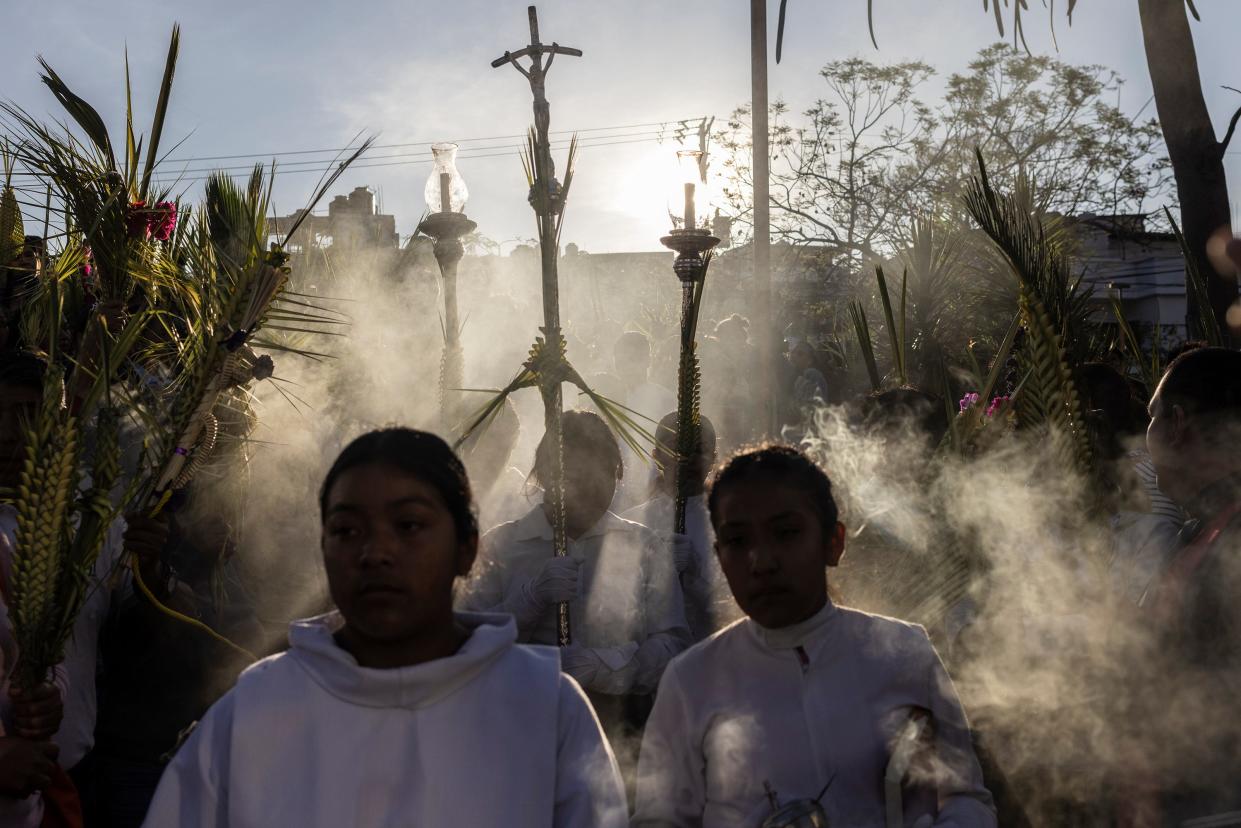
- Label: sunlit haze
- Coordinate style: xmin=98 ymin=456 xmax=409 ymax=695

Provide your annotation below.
xmin=4 ymin=0 xmax=1239 ymax=252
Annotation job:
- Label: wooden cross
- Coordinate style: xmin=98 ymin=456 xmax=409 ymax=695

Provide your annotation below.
xmin=491 ymin=6 xmax=582 ymax=151
xmin=491 ymin=6 xmax=583 ymax=648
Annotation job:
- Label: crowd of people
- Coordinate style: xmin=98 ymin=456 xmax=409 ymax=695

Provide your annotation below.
xmin=3 ymin=258 xmax=1241 ymax=827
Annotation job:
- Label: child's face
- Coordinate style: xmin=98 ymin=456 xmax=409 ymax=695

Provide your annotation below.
xmin=712 ymin=479 xmax=844 ymax=629
xmin=321 ymin=463 xmax=475 ymax=644
xmin=558 ymin=443 xmax=620 ymax=531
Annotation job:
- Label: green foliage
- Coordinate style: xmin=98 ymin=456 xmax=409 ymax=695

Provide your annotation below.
xmin=453 ymin=332 xmax=655 ymax=462
xmin=874 ymin=266 xmax=908 ymax=386
xmin=961 ymin=151 xmax=1095 ymax=364
xmin=0 ymin=150 xmax=24 ymax=267
xmin=1014 ymin=290 xmax=1092 ymax=471
xmin=1 ymin=25 xmax=368 ymax=673
xmin=964 ymin=153 xmax=1092 ymax=473
xmin=1109 ymin=298 xmax=1162 ymax=396
xmin=944 ymin=313 xmax=1022 ymax=456
xmin=848 ymin=301 xmax=881 ymax=392
xmin=716 ymin=45 xmax=1170 ymax=259
xmin=1164 ymin=206 xmax=1223 ymax=346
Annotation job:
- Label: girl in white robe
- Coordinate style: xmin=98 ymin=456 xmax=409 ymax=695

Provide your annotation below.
xmin=620 ymin=413 xmax=736 ymax=642
xmin=632 ymin=444 xmax=996 ymax=828
xmin=143 ymin=428 xmax=627 ymax=828
xmin=462 ymin=410 xmax=690 ymax=699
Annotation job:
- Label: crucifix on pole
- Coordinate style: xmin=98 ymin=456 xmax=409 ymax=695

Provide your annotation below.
xmin=492 ymin=6 xmax=582 ymax=647
xmin=492 ymin=5 xmax=582 ymax=334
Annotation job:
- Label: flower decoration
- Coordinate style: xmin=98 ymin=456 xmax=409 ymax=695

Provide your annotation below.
xmin=151 ymin=202 xmax=177 ymax=242
xmin=986 ymin=395 xmax=1011 ymax=417
xmin=125 ymin=200 xmax=178 ymax=241
xmin=126 ymin=200 xmax=150 ymax=239
xmin=958 ymin=392 xmax=981 ymax=413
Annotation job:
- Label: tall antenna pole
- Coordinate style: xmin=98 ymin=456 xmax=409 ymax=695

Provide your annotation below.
xmin=752 ymin=0 xmax=776 ymax=436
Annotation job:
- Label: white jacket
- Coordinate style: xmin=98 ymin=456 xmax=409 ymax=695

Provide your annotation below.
xmin=463 ymin=506 xmax=690 ymax=695
xmin=143 ymin=611 xmax=627 ymax=827
xmin=632 ymin=601 xmax=996 ymax=828
xmin=621 ymin=494 xmax=738 ymax=642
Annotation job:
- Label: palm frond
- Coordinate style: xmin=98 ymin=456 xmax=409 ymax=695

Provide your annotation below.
xmin=281 ymin=137 xmax=375 ymax=244
xmin=1164 ymin=206 xmax=1223 ymax=346
xmin=36 ymin=57 xmax=115 ymax=164
xmin=140 ymin=24 xmax=181 ymax=199
xmin=1015 ymin=288 xmax=1092 ymax=471
xmin=962 ymin=150 xmax=1093 ymax=361
xmin=849 ymin=301 xmax=881 ymax=392
xmin=1109 ymin=297 xmax=1156 ymax=394
xmin=875 ymin=266 xmax=907 ymax=386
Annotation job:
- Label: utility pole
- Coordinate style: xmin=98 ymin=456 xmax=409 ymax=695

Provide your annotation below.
xmin=752 ymin=0 xmax=776 ymax=435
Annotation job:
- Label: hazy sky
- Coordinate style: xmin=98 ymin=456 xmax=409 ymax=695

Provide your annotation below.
xmin=3 ymin=0 xmax=1239 ymax=252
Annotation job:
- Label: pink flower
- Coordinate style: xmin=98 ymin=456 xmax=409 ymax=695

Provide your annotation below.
xmin=126 ymin=200 xmax=150 ymax=239
xmin=151 ymin=202 xmax=177 ymax=242
xmin=958 ymin=392 xmax=981 ymax=413
xmin=986 ymin=395 xmax=1011 ymax=417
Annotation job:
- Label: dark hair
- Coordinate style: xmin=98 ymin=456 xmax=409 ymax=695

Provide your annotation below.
xmin=654 ymin=411 xmax=718 ymax=457
xmin=614 ymin=330 xmax=651 ymax=357
xmin=531 ymin=410 xmax=621 ymax=486
xmin=714 ymin=313 xmax=750 ymax=334
xmin=707 ymin=443 xmax=839 ymax=532
xmin=1166 ymin=339 xmax=1209 ymax=365
xmin=0 ymin=350 xmax=48 ymax=390
xmin=1157 ymin=347 xmax=1241 ymax=423
xmin=319 ymin=428 xmax=478 ymax=540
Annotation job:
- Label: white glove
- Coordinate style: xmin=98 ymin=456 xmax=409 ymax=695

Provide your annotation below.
xmin=524 ymin=556 xmax=582 ymax=608
xmin=671 ymin=533 xmax=696 ymax=576
xmin=500 ymin=556 xmax=581 ymax=632
xmin=560 ymin=643 xmax=640 ymax=695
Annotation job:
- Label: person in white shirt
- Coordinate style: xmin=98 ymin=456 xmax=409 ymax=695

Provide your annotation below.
xmin=143 ymin=427 xmax=627 ymax=828
xmin=462 ymin=411 xmax=690 ymax=699
xmin=622 ymin=413 xmax=736 ymax=642
xmin=613 ymin=331 xmax=676 ymax=510
xmin=633 ymin=444 xmax=996 ymax=828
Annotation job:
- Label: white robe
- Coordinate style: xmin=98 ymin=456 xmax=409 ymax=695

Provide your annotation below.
xmin=621 ymin=494 xmax=738 ymax=642
xmin=632 ymin=602 xmax=996 ymax=828
xmin=142 ymin=611 xmax=628 ymax=828
xmin=462 ymin=507 xmax=690 ymax=696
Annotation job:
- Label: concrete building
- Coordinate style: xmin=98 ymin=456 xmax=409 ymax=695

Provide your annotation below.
xmin=269 ymin=186 xmax=399 ymax=251
xmin=1071 ymin=213 xmax=1189 ymax=346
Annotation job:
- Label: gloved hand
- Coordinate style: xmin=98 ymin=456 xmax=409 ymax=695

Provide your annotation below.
xmin=560 ymin=643 xmax=640 ymax=695
xmin=524 ymin=556 xmax=582 ymax=608
xmin=671 ymin=533 xmax=696 ymax=576
xmin=501 ymin=556 xmax=582 ymax=632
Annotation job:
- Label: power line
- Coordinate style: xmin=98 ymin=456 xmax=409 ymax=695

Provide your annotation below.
xmin=157 ymin=128 xmax=669 ymax=176
xmin=5 ymin=116 xmax=708 ymax=182
xmin=151 ymin=133 xmax=673 ymax=187
xmin=161 ymin=118 xmax=708 ymax=164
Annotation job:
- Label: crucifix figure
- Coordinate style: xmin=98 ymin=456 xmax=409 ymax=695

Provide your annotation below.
xmin=492 ymin=6 xmax=582 ymax=166
xmin=492 ymin=6 xmax=582 ymax=647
